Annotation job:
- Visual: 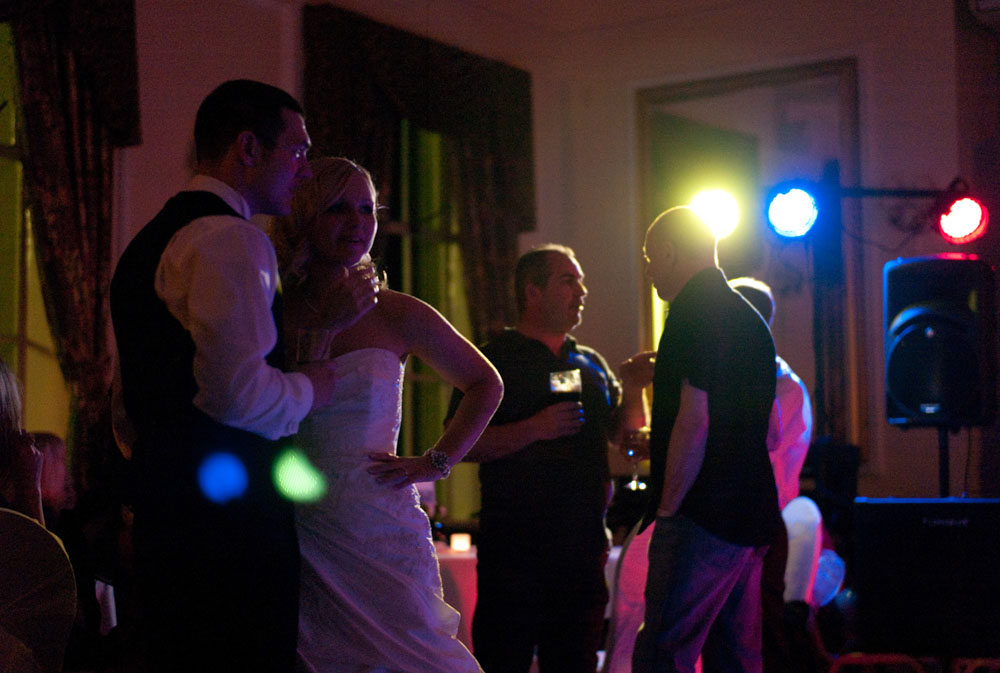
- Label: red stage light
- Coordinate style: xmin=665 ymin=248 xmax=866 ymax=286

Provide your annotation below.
xmin=939 ymin=196 xmax=988 ymax=245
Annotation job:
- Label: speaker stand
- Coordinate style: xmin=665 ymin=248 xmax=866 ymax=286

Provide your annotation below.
xmin=938 ymin=426 xmax=949 ymax=497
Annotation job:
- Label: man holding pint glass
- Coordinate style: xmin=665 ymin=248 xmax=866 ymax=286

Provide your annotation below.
xmin=447 ymin=244 xmax=644 ymax=673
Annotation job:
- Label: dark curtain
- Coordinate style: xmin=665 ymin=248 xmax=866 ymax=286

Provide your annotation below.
xmin=1 ymin=0 xmax=141 ymax=491
xmin=302 ymin=4 xmax=535 ymax=341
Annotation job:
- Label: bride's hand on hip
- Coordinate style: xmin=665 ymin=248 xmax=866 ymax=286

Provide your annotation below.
xmin=367 ymin=453 xmax=438 ymax=489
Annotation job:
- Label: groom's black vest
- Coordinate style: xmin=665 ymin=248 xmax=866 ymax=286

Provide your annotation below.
xmin=110 ymin=191 xmax=289 ymax=520
xmin=111 ymin=191 xmax=300 ymax=672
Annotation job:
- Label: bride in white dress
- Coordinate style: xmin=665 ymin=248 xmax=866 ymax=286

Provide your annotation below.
xmin=272 ymin=157 xmax=503 ymax=673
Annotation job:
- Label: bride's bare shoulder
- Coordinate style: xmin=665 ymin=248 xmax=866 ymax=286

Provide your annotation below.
xmin=373 ymin=291 xmax=453 ymax=349
xmin=375 ymin=289 xmax=440 ymax=321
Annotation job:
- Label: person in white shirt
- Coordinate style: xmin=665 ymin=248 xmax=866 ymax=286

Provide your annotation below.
xmin=730 ymin=277 xmax=814 ymax=673
xmin=110 ymin=80 xmax=376 ymax=673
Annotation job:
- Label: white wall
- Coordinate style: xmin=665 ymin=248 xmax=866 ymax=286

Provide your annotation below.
xmin=123 ymin=0 xmax=986 ymax=497
xmin=118 ymin=0 xmax=303 ymax=251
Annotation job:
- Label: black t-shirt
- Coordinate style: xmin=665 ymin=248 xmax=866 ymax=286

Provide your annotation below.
xmin=644 ymin=268 xmax=782 ymax=547
xmin=447 ymin=329 xmax=620 ymax=556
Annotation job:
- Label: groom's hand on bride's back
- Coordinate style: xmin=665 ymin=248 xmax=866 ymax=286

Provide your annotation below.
xmin=299 ymin=361 xmax=339 ymax=411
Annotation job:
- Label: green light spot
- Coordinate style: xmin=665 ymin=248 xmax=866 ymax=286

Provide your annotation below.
xmin=273 ymin=448 xmax=328 ymax=503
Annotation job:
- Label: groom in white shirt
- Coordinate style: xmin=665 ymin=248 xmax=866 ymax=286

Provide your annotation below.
xmin=111 ymin=80 xmax=362 ymax=672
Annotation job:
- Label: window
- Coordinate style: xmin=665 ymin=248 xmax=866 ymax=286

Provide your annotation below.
xmin=0 ymin=23 xmax=70 ymax=434
xmin=378 ymin=121 xmax=479 ymax=523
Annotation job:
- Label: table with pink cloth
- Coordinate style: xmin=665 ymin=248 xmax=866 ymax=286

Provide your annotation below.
xmin=436 ymin=542 xmax=478 ymax=649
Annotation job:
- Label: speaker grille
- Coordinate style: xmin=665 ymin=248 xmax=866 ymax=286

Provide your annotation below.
xmin=886 ymin=305 xmax=979 ymax=423
xmin=883 ymin=255 xmax=997 ymax=427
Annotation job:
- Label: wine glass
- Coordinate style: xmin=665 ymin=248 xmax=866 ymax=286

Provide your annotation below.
xmin=623 ymin=426 xmax=649 ymax=491
xmin=294 ymin=328 xmax=333 ymax=366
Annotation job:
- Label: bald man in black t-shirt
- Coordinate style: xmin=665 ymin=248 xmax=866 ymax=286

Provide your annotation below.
xmin=632 ymin=208 xmax=781 ymax=673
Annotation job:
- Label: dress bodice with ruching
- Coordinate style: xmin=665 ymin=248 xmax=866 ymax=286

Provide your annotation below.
xmin=293 ymin=347 xmax=482 ymax=673
xmin=295 ymin=347 xmax=404 ymax=476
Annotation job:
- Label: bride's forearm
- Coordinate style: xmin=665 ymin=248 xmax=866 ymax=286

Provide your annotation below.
xmin=429 ymin=377 xmax=503 ymax=468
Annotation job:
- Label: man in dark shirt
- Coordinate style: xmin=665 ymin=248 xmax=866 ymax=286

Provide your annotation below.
xmin=447 ymin=244 xmax=643 ymax=673
xmin=632 ymin=207 xmax=782 ymax=673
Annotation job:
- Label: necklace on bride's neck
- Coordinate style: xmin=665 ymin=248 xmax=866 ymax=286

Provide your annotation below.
xmin=302 ymin=293 xmax=323 ymax=315
xmin=299 ymin=279 xmax=325 ymax=316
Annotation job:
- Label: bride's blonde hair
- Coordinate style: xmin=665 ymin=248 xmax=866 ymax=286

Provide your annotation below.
xmin=271 ymin=156 xmax=378 ymax=289
xmin=0 ymin=358 xmax=25 ymax=478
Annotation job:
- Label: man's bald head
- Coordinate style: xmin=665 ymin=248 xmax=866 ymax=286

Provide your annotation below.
xmin=643 ymin=206 xmax=718 ymax=302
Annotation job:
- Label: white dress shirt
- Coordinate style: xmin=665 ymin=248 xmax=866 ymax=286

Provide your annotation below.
xmin=154 ymin=175 xmax=312 ymax=440
xmin=766 ymin=355 xmax=813 ymax=510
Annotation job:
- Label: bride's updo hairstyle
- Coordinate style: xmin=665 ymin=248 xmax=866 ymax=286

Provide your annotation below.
xmin=271 ymin=156 xmax=377 ymax=289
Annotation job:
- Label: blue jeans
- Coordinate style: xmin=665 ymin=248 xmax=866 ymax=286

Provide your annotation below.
xmin=632 ymin=515 xmax=767 ymax=673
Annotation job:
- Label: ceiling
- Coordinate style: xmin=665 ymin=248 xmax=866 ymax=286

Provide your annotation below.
xmin=462 ymin=0 xmax=739 ymax=34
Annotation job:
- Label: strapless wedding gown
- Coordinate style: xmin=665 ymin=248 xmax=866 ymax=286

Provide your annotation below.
xmin=294 ymin=348 xmax=482 ymax=673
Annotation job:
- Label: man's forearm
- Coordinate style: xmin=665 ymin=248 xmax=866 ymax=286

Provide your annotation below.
xmin=614 ymin=383 xmax=649 ymax=442
xmin=656 ymin=425 xmax=706 ymax=517
xmin=656 ymin=381 xmax=709 ymax=517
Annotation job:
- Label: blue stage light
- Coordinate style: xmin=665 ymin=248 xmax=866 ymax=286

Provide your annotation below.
xmin=766 ymin=186 xmax=818 ymax=238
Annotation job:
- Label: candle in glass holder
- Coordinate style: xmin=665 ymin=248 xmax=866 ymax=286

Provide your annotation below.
xmin=449 ymin=533 xmax=471 ymax=552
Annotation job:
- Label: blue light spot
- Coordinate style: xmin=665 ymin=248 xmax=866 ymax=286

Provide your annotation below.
xmin=767 ymin=188 xmax=818 ymax=238
xmin=198 ymin=452 xmax=249 ymax=504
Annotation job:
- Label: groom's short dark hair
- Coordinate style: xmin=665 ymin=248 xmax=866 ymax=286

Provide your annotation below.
xmin=194 ymin=79 xmax=304 ymax=164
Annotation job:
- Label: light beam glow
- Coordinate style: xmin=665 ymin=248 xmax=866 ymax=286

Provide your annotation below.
xmin=690 ymin=189 xmax=740 ymax=240
xmin=198 ymin=452 xmax=249 ymax=504
xmin=939 ymin=197 xmax=988 ymax=245
xmin=767 ymin=188 xmax=818 ymax=238
xmin=273 ymin=447 xmax=328 ymax=503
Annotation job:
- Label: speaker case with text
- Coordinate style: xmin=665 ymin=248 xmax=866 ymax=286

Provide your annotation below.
xmin=853 ymin=497 xmax=1000 ymax=657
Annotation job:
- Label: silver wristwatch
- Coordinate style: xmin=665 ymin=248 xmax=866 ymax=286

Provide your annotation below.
xmin=425 ymin=449 xmax=452 ymax=478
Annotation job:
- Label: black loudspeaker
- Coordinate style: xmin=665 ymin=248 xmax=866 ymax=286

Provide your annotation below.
xmin=853 ymin=497 xmax=1000 ymax=657
xmin=883 ymin=254 xmax=997 ymax=427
